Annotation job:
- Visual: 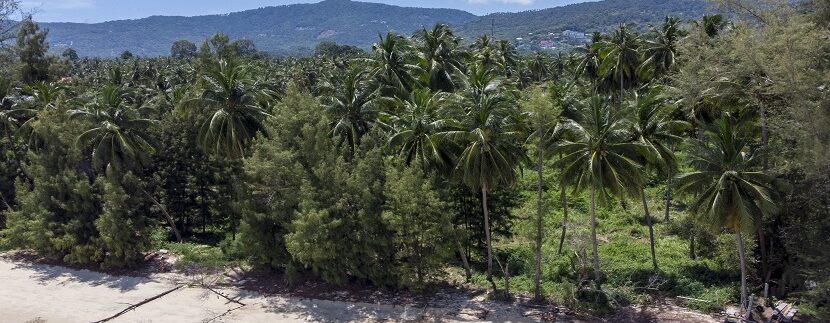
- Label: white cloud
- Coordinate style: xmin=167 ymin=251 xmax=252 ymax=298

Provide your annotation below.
xmin=466 ymin=0 xmax=536 ymax=5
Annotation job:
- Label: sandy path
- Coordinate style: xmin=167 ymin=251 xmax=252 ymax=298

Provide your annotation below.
xmin=0 ymin=257 xmax=721 ymax=323
xmin=0 ymin=258 xmax=537 ymax=322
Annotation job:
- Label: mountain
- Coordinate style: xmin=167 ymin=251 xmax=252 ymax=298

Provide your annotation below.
xmin=458 ymin=0 xmax=708 ymax=39
xmin=41 ymin=0 xmax=477 ymax=57
xmin=39 ymin=0 xmax=710 ymax=58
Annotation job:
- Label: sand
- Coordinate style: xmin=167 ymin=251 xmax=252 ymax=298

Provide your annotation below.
xmin=0 ymin=257 xmax=720 ymax=322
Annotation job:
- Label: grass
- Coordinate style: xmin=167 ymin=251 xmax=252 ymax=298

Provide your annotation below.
xmin=461 ymin=170 xmax=745 ymax=314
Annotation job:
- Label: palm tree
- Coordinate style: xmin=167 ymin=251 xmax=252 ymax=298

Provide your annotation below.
xmin=179 ymin=59 xmax=272 ymax=159
xmin=640 ymin=17 xmax=685 ymax=80
xmin=675 ymin=114 xmax=778 ymax=317
xmin=576 ymin=32 xmax=604 ymax=87
xmin=553 ymin=95 xmax=646 ymax=283
xmin=414 ymin=24 xmax=464 ymax=92
xmin=525 ymin=82 xmax=571 ymax=300
xmin=628 ymin=87 xmax=690 ymax=270
xmin=71 ymin=85 xmax=183 ymax=242
xmin=322 ymin=65 xmax=379 ymax=153
xmin=599 ymin=25 xmax=641 ymax=98
xmin=382 ymin=88 xmax=461 ymax=172
xmin=370 ymin=33 xmax=420 ymax=97
xmin=70 ymin=85 xmax=156 ymax=171
xmin=696 ymin=14 xmax=729 ymax=38
xmin=454 ymin=65 xmax=526 ymax=292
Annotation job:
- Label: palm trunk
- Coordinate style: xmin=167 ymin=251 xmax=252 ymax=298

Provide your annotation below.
xmin=736 ymin=231 xmax=748 ymax=318
xmin=758 ymin=227 xmax=769 ymax=291
xmin=533 ymin=146 xmax=544 ymax=301
xmin=664 ymin=173 xmax=672 ymax=224
xmin=589 ymin=185 xmax=602 ymax=284
xmin=557 ymin=182 xmax=569 ymax=255
xmin=142 ymin=188 xmax=183 ymax=242
xmin=481 ymin=184 xmax=497 ymax=291
xmin=641 ymin=190 xmax=658 ymax=271
xmin=689 ymin=235 xmax=696 ymax=260
xmin=457 ymin=240 xmax=472 ymax=281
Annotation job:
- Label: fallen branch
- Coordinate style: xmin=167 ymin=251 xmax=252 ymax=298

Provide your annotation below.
xmin=93 ymin=284 xmax=184 ymax=323
xmin=204 ymin=285 xmax=246 ymax=306
xmin=204 ymin=304 xmax=245 ymax=323
xmin=678 ymin=296 xmax=712 ymax=303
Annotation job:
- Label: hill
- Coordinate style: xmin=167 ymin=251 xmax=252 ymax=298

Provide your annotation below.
xmin=41 ymin=0 xmax=477 ymax=57
xmin=459 ymin=0 xmax=708 ymax=40
xmin=39 ymin=0 xmax=710 ymax=57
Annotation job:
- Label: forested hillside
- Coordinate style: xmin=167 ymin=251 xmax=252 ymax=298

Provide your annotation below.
xmin=37 ymin=0 xmax=709 ymax=57
xmin=1 ymin=0 xmax=829 ymax=321
xmin=41 ymin=0 xmax=477 ymax=57
xmin=458 ymin=0 xmax=708 ymax=39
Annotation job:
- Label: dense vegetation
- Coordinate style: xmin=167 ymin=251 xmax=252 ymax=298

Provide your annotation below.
xmin=37 ymin=0 xmax=708 ymax=58
xmin=1 ymin=0 xmax=829 ymax=320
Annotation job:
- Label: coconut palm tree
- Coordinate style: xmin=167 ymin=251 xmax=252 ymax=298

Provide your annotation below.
xmin=413 ymin=24 xmax=464 ymax=92
xmin=641 ymin=17 xmax=686 ymax=79
xmin=454 ymin=64 xmax=526 ymax=292
xmin=599 ymin=25 xmax=642 ymax=98
xmin=576 ymin=32 xmax=604 ymax=87
xmin=179 ymin=59 xmax=272 ymax=159
xmin=70 ymin=85 xmax=157 ymax=172
xmin=71 ymin=85 xmax=184 ymax=243
xmin=628 ymin=87 xmax=690 ymax=270
xmin=370 ymin=33 xmax=420 ymax=97
xmin=382 ymin=88 xmax=461 ymax=172
xmin=322 ymin=65 xmax=379 ymax=153
xmin=553 ymin=95 xmax=646 ymax=283
xmin=696 ymin=14 xmax=729 ymax=38
xmin=675 ymin=113 xmax=778 ymax=317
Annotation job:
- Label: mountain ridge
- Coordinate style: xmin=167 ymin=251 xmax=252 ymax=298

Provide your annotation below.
xmin=38 ymin=0 xmax=709 ymax=57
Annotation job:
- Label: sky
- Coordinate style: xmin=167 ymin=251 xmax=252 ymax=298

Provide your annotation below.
xmin=19 ymin=0 xmax=593 ymax=23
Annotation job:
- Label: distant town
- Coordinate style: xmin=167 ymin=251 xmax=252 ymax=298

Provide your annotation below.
xmin=515 ymin=29 xmax=589 ymax=52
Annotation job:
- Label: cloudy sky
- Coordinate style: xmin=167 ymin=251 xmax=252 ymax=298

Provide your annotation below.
xmin=19 ymin=0 xmax=594 ymax=23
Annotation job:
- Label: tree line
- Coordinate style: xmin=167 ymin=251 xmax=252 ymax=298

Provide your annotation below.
xmin=1 ymin=0 xmax=829 ymax=318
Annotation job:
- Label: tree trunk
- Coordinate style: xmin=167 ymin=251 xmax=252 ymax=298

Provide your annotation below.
xmin=642 ymin=190 xmax=658 ymax=271
xmin=758 ymin=227 xmax=769 ymax=292
xmin=736 ymin=231 xmax=749 ymax=318
xmin=457 ymin=240 xmax=472 ymax=281
xmin=589 ymin=185 xmax=602 ymax=284
xmin=557 ymin=182 xmax=569 ymax=256
xmin=534 ymin=149 xmax=544 ymax=301
xmin=481 ymin=184 xmax=497 ymax=291
xmin=142 ymin=188 xmax=183 ymax=242
xmin=689 ymin=235 xmax=696 ymax=260
xmin=664 ymin=173 xmax=672 ymax=224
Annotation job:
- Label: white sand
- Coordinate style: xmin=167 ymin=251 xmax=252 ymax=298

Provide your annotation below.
xmin=0 ymin=257 xmax=720 ymax=322
xmin=0 ymin=258 xmax=537 ymax=322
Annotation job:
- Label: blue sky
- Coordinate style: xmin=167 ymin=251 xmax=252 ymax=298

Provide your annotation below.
xmin=20 ymin=0 xmax=593 ymax=23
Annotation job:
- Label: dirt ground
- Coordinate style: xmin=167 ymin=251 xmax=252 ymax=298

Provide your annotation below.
xmin=0 ymin=254 xmax=721 ymax=323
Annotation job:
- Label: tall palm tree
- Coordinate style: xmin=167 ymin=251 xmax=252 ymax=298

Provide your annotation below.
xmin=675 ymin=114 xmax=778 ymax=317
xmin=628 ymin=87 xmax=690 ymax=270
xmin=414 ymin=24 xmax=464 ymax=92
xmin=382 ymin=88 xmax=461 ymax=172
xmin=322 ymin=65 xmax=379 ymax=153
xmin=599 ymin=25 xmax=642 ymax=98
xmin=71 ymin=85 xmax=183 ymax=243
xmin=640 ymin=17 xmax=685 ymax=80
xmin=70 ymin=85 xmax=156 ymax=171
xmin=576 ymin=32 xmax=604 ymax=87
xmin=454 ymin=65 xmax=526 ymax=292
xmin=553 ymin=95 xmax=646 ymax=283
xmin=179 ymin=59 xmax=272 ymax=159
xmin=525 ymin=82 xmax=571 ymax=300
xmin=370 ymin=33 xmax=420 ymax=97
